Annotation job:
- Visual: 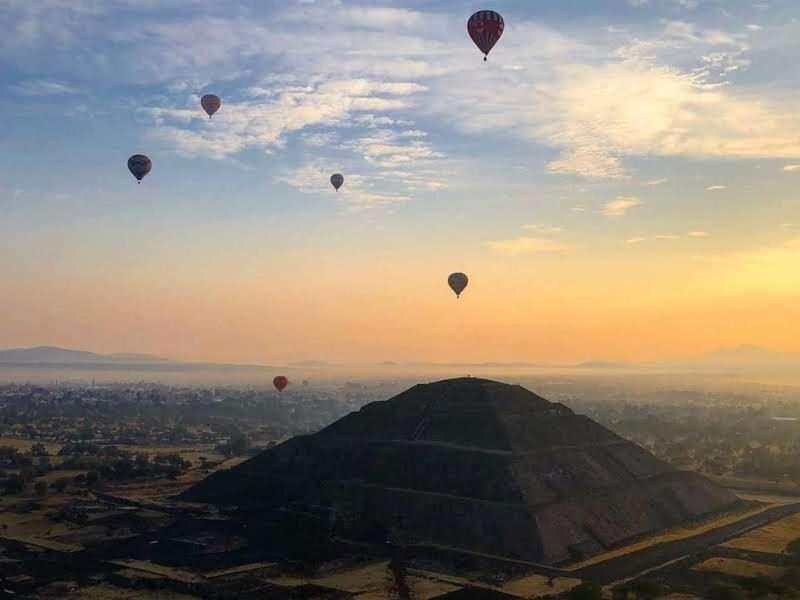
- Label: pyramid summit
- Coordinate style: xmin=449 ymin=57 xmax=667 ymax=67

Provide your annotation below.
xmin=184 ymin=378 xmax=738 ymax=565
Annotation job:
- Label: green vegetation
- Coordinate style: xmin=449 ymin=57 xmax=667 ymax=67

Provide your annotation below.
xmin=705 ymin=583 xmax=744 ymax=600
xmin=567 ymin=582 xmax=603 ymax=600
xmin=787 ymin=536 xmax=800 ymax=560
xmin=612 ymin=579 xmax=664 ymax=600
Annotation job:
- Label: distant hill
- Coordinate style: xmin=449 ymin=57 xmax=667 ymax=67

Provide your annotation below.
xmin=0 ymin=346 xmax=273 ymax=373
xmin=0 ymin=346 xmax=170 ymax=364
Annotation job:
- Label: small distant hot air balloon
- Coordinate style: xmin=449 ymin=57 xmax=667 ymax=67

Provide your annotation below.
xmin=201 ymin=94 xmax=221 ymax=118
xmin=467 ymin=10 xmax=504 ymax=61
xmin=273 ymin=376 xmax=289 ymax=393
xmin=330 ymin=173 xmax=344 ymax=191
xmin=127 ymin=154 xmax=152 ymax=183
xmin=448 ymin=272 xmax=469 ymax=298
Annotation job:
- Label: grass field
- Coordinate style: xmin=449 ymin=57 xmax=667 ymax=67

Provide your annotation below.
xmin=693 ymin=557 xmax=786 ymax=579
xmin=723 ymin=512 xmax=800 ymax=554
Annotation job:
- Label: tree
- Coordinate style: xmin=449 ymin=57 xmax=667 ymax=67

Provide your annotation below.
xmin=787 ymin=536 xmax=800 ymax=561
xmin=705 ymin=584 xmax=743 ymax=600
xmin=52 ymin=477 xmax=70 ymax=493
xmin=627 ymin=579 xmax=663 ymax=600
xmin=31 ymin=442 xmax=48 ymax=457
xmin=86 ymin=470 xmax=99 ymax=487
xmin=3 ymin=474 xmax=25 ymax=495
xmin=568 ymin=582 xmax=603 ymax=600
xmin=34 ymin=480 xmax=48 ymax=496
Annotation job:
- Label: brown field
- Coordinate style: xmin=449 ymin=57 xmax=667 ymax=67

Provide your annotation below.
xmin=0 ymin=437 xmax=61 ymax=454
xmin=693 ymin=557 xmax=786 ymax=579
xmin=72 ymin=583 xmax=200 ymax=600
xmin=500 ymin=574 xmax=581 ymax=597
xmin=723 ymin=512 xmax=800 ymax=554
xmin=0 ymin=437 xmax=230 ymax=467
xmin=267 ymin=561 xmax=462 ymax=600
xmin=0 ymin=493 xmax=75 ymax=539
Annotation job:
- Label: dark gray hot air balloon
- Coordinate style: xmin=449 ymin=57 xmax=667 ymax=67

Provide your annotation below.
xmin=448 ymin=272 xmax=468 ymax=298
xmin=201 ymin=94 xmax=221 ymax=118
xmin=127 ymin=154 xmax=152 ymax=183
xmin=330 ymin=173 xmax=344 ymax=191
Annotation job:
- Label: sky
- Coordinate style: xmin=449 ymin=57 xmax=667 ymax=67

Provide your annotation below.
xmin=4 ymin=0 xmax=800 ymax=365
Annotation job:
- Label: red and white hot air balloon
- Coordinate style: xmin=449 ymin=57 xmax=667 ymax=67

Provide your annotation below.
xmin=273 ymin=376 xmax=289 ymax=393
xmin=467 ymin=10 xmax=504 ymax=61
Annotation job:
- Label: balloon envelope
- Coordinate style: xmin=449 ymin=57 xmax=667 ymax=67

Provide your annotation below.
xmin=448 ymin=272 xmax=469 ymax=298
xmin=273 ymin=376 xmax=289 ymax=392
xmin=201 ymin=94 xmax=221 ymax=118
xmin=467 ymin=10 xmax=504 ymax=60
xmin=127 ymin=155 xmax=152 ymax=182
xmin=330 ymin=173 xmax=344 ymax=191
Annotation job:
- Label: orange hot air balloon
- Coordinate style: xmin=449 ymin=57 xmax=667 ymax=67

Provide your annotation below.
xmin=273 ymin=376 xmax=289 ymax=392
xmin=201 ymin=94 xmax=221 ymax=118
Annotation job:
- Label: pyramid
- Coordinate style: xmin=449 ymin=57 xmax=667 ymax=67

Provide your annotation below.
xmin=184 ymin=378 xmax=738 ymax=565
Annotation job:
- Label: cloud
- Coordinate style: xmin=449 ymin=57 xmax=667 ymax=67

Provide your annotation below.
xmin=485 ymin=237 xmax=573 ymax=256
xmin=706 ymin=185 xmax=728 ymax=191
xmin=645 ymin=178 xmax=669 ymax=186
xmin=603 ymin=196 xmax=643 ymax=217
xmin=783 ymin=165 xmax=800 ymax=172
xmin=145 ymin=78 xmax=427 ymax=160
xmin=340 ymin=129 xmax=445 ymax=168
xmin=11 ymin=79 xmax=79 ymax=96
xmin=626 ymin=237 xmax=646 ymax=244
xmin=423 ymin=19 xmax=800 ymax=178
xmin=655 ymin=234 xmax=680 ymax=240
xmin=570 ymin=206 xmax=586 ymax=213
xmin=688 ymin=231 xmax=709 ymax=237
xmin=522 ymin=224 xmax=564 ymax=234
xmin=301 ymin=131 xmax=338 ymax=147
xmin=780 ymin=223 xmax=794 ymax=229
xmin=276 ymin=163 xmax=408 ymax=211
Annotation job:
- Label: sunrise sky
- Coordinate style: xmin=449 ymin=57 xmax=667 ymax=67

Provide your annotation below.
xmin=4 ymin=0 xmax=800 ymax=365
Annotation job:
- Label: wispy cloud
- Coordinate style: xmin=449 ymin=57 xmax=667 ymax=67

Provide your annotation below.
xmin=783 ymin=165 xmax=800 ymax=172
xmin=706 ymin=185 xmax=728 ymax=191
xmin=626 ymin=237 xmax=646 ymax=244
xmin=603 ymin=196 xmax=643 ymax=217
xmin=145 ymin=79 xmax=426 ymax=159
xmin=655 ymin=234 xmax=680 ymax=240
xmin=485 ymin=237 xmax=573 ymax=256
xmin=688 ymin=231 xmax=709 ymax=237
xmin=645 ymin=178 xmax=669 ymax=186
xmin=522 ymin=224 xmax=564 ymax=234
xmin=11 ymin=79 xmax=79 ymax=96
xmin=276 ymin=163 xmax=409 ymax=211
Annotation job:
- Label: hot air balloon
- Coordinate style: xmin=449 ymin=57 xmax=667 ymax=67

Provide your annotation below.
xmin=467 ymin=10 xmax=504 ymax=61
xmin=127 ymin=154 xmax=152 ymax=183
xmin=448 ymin=272 xmax=468 ymax=298
xmin=330 ymin=173 xmax=344 ymax=191
xmin=273 ymin=376 xmax=289 ymax=393
xmin=201 ymin=94 xmax=221 ymax=118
